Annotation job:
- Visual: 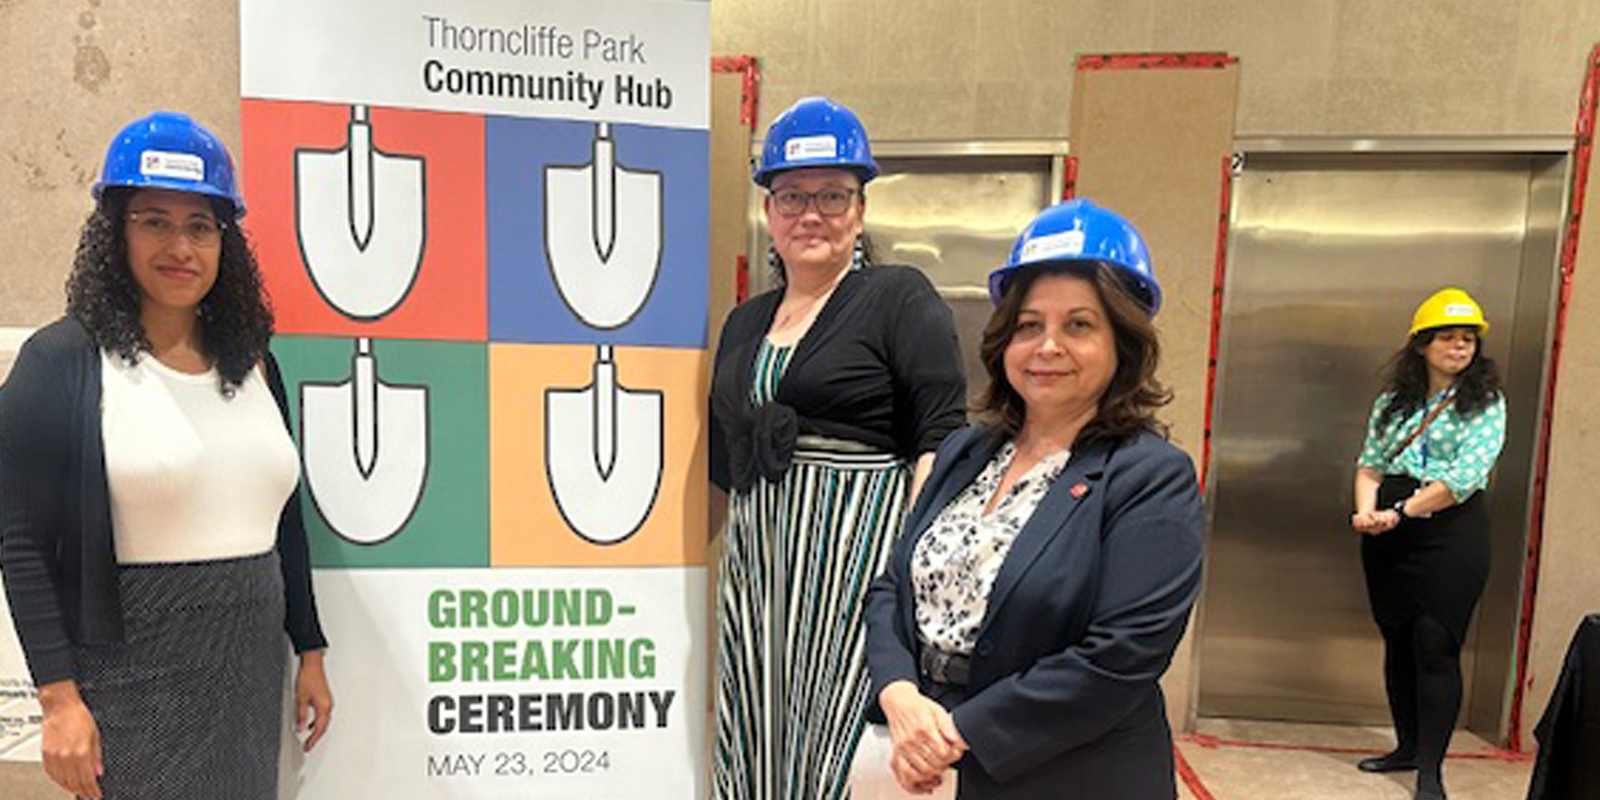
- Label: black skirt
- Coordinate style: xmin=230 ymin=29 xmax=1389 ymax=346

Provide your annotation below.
xmin=75 ymin=552 xmax=286 ymax=800
xmin=1361 ymin=475 xmax=1491 ymax=643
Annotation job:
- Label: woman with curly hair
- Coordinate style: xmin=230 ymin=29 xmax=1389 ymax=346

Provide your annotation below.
xmin=0 ymin=112 xmax=332 ymax=800
xmin=1350 ymin=288 xmax=1506 ymax=800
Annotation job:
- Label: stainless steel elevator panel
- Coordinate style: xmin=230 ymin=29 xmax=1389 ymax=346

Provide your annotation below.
xmin=1198 ymin=152 xmax=1562 ymax=735
xmin=872 ymin=155 xmax=1056 ymax=407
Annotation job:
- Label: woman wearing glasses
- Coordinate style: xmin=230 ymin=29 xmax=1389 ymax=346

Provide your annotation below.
xmin=1350 ymin=289 xmax=1505 ymax=800
xmin=709 ymin=96 xmax=967 ymax=800
xmin=0 ymin=112 xmax=331 ymax=800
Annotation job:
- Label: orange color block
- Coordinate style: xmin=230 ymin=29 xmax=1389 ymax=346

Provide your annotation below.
xmin=490 ymin=344 xmax=709 ymax=567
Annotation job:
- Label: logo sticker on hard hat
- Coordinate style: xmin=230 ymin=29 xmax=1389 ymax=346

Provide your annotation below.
xmin=784 ymin=134 xmax=838 ymax=162
xmin=140 ymin=150 xmax=205 ymax=181
xmin=1022 ymin=229 xmax=1087 ymax=262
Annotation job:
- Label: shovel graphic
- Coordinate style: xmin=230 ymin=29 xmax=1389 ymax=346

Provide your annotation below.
xmin=301 ymin=340 xmax=429 ymax=544
xmin=294 ymin=105 xmax=430 ymax=545
xmin=542 ymin=123 xmax=666 ymax=544
xmin=544 ymin=122 xmax=662 ymax=329
xmin=546 ymin=345 xmax=663 ymax=544
xmin=295 ymin=105 xmax=425 ymax=320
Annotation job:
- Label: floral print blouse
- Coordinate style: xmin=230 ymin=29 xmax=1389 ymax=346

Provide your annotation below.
xmin=1357 ymin=389 xmax=1507 ymax=502
xmin=911 ymin=440 xmax=1073 ymax=654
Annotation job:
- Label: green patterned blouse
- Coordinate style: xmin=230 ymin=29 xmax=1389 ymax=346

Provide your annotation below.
xmin=1356 ymin=389 xmax=1507 ymax=502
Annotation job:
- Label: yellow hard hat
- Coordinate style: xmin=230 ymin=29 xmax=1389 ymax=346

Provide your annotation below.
xmin=1409 ymin=288 xmax=1489 ymax=337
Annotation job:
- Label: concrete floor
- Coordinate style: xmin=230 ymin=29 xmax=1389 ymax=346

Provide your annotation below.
xmin=0 ymin=718 xmax=1539 ymax=799
xmin=1177 ymin=719 xmax=1534 ymax=800
xmin=0 ymin=760 xmax=58 ymax=800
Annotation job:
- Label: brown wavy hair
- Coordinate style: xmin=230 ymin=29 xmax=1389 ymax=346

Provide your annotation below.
xmin=975 ymin=261 xmax=1171 ymax=443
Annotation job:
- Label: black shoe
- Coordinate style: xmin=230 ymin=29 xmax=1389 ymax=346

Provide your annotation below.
xmin=1357 ymin=752 xmax=1418 ymax=773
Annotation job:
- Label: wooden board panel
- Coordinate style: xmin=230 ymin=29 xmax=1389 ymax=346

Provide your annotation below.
xmin=1070 ymin=60 xmax=1241 ymax=732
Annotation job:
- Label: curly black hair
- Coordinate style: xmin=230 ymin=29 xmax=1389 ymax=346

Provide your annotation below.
xmin=1375 ymin=325 xmax=1502 ymax=431
xmin=65 ymin=187 xmax=275 ymax=394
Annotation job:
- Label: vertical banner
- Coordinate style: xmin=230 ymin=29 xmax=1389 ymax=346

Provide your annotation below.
xmin=240 ymin=2 xmax=710 ymax=797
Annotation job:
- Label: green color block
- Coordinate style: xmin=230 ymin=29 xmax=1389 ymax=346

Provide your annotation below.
xmin=273 ymin=336 xmax=489 ymax=568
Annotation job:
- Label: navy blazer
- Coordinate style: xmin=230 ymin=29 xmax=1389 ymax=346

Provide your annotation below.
xmin=864 ymin=425 xmax=1204 ymax=800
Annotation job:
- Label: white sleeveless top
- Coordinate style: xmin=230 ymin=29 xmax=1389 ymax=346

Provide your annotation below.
xmin=101 ymin=351 xmax=300 ymax=564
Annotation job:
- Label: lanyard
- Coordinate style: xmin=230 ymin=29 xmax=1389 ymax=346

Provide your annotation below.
xmin=1389 ymin=387 xmax=1455 ymax=467
xmin=1414 ymin=388 xmax=1454 ymax=470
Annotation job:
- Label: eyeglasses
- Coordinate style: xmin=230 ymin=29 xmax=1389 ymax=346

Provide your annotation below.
xmin=126 ymin=211 xmax=225 ymax=247
xmin=770 ymin=188 xmax=859 ymax=218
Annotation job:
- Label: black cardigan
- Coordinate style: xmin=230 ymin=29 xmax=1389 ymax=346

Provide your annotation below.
xmin=1527 ymin=613 xmax=1600 ymax=800
xmin=710 ymin=264 xmax=967 ymax=491
xmin=0 ymin=317 xmax=327 ymax=685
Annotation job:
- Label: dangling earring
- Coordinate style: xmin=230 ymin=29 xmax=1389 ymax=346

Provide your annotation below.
xmin=767 ymin=244 xmax=786 ymax=283
xmin=851 ymin=238 xmax=866 ymax=270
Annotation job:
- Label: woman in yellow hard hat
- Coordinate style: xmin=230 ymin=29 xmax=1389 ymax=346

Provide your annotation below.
xmin=1349 ymin=287 xmax=1505 ymax=800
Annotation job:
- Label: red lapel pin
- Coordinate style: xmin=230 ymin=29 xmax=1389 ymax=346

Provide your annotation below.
xmin=1069 ymin=483 xmax=1090 ymax=499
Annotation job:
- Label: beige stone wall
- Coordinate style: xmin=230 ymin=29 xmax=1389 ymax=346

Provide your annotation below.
xmin=1 ymin=4 xmax=1599 ymax=797
xmin=0 ymin=0 xmax=241 ymax=328
xmin=1527 ymin=119 xmax=1600 ymax=743
xmin=715 ymin=0 xmax=1600 ymax=140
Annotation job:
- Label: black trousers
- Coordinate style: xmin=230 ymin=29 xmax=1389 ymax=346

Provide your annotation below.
xmin=1362 ymin=476 xmax=1490 ymax=784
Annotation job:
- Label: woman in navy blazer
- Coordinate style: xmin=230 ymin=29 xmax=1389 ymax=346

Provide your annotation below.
xmin=863 ymin=200 xmax=1204 ymax=799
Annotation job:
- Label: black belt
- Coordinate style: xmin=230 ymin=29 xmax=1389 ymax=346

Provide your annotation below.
xmin=918 ymin=644 xmax=972 ymax=686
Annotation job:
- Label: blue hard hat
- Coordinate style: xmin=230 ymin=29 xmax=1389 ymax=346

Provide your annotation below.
xmin=988 ymin=199 xmax=1161 ymax=314
xmin=94 ymin=112 xmax=245 ymax=217
xmin=753 ymin=96 xmax=879 ymax=187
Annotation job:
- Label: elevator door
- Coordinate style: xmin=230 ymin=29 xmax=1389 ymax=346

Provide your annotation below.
xmin=1198 ymin=152 xmax=1562 ymax=734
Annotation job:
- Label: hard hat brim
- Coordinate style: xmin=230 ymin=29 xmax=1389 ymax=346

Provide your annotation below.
xmin=93 ymin=178 xmax=245 ymax=218
xmin=987 ymin=258 xmax=1161 ymax=314
xmin=752 ymin=161 xmax=879 ymax=188
xmin=1409 ymin=321 xmax=1489 ymax=337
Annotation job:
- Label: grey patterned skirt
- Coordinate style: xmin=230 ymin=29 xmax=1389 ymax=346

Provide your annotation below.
xmin=76 ymin=552 xmax=286 ymax=800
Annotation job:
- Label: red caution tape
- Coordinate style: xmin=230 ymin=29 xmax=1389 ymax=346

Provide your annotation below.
xmin=1076 ymin=53 xmax=1237 ymax=71
xmin=711 ymin=55 xmax=761 ymax=130
xmin=1173 ymin=744 xmax=1219 ymax=800
xmin=1061 ymin=155 xmax=1079 ymax=201
xmin=1509 ymin=41 xmax=1600 ymax=754
xmin=1180 ymin=733 xmax=1535 ymax=764
xmin=1200 ymin=155 xmax=1233 ymax=492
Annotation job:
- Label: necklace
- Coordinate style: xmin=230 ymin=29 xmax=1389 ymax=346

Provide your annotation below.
xmin=775 ymin=292 xmax=825 ymax=330
xmin=773 ymin=269 xmax=848 ymax=333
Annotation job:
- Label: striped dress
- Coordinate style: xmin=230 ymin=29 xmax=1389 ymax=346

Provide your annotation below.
xmin=714 ymin=339 xmax=912 ymax=800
